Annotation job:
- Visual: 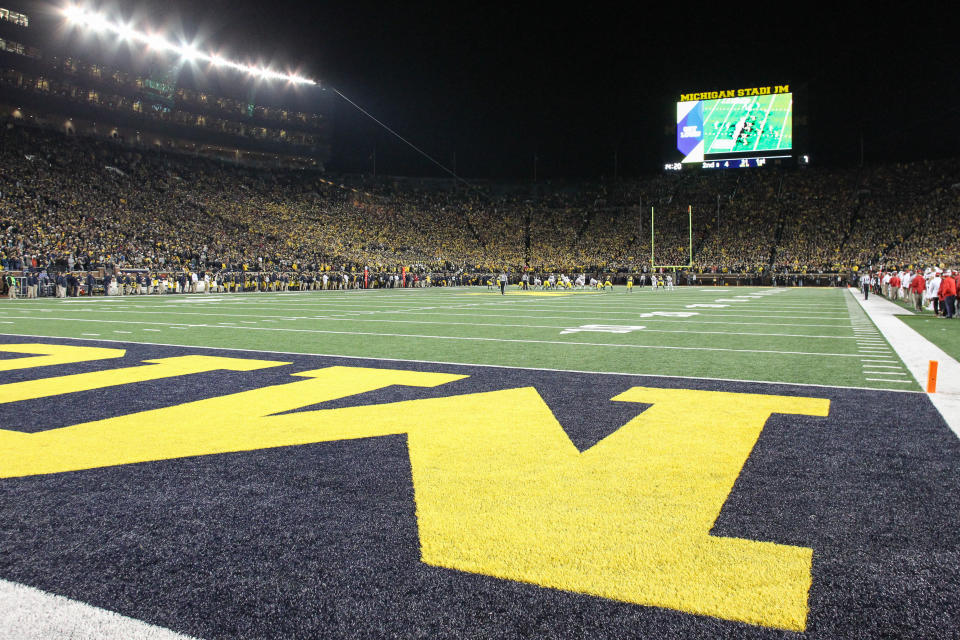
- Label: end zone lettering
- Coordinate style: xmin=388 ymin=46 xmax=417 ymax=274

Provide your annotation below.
xmin=680 ymin=85 xmax=789 ymax=102
xmin=0 ymin=343 xmax=830 ymax=631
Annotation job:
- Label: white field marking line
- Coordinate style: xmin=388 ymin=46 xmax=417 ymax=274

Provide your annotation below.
xmin=0 ymin=578 xmax=198 ymax=640
xmin=168 ymin=290 xmax=834 ymax=303
xmin=146 ymin=298 xmax=853 ymax=315
xmin=202 ymin=292 xmax=840 ymax=303
xmin=17 ymin=291 xmax=845 ymax=313
xmin=0 ymin=315 xmax=889 ymax=359
xmin=0 ymin=310 xmax=866 ymax=340
xmin=31 ymin=306 xmax=859 ymax=332
xmin=861 ymin=364 xmax=904 ymax=369
xmin=863 ymin=371 xmax=908 ymax=376
xmin=29 ymin=297 xmax=856 ymax=319
xmin=776 ymin=96 xmax=792 ymax=148
xmin=359 ymin=308 xmax=853 ymax=321
xmin=367 ymin=306 xmax=851 ymax=318
xmin=84 ymin=302 xmax=513 ymax=317
xmin=81 ymin=333 xmax=100 ymax=336
xmin=865 ymin=378 xmax=913 ymax=383
xmin=42 ymin=291 xmax=826 ymax=304
xmin=848 ymin=289 xmax=960 ymax=437
xmin=113 ymin=330 xmax=132 ymax=334
xmin=753 ymin=94 xmax=777 ymax=151
xmin=144 ymin=328 xmax=161 ymax=332
xmin=0 ymin=331 xmax=923 ymax=394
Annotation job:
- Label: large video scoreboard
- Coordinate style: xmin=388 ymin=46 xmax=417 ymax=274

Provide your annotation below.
xmin=666 ymin=84 xmax=794 ymax=170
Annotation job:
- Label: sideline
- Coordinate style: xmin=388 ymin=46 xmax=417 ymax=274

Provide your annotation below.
xmin=847 ymin=288 xmax=960 ymax=437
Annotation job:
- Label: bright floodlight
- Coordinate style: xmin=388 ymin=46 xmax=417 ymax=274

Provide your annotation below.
xmin=115 ymin=22 xmax=136 ymax=41
xmin=86 ymin=12 xmax=109 ymax=32
xmin=60 ymin=4 xmax=317 ymax=85
xmin=176 ymin=43 xmax=201 ymax=62
xmin=63 ymin=5 xmax=84 ymax=23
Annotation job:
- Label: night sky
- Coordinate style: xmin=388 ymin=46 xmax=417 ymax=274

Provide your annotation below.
xmin=32 ymin=2 xmax=960 ymax=178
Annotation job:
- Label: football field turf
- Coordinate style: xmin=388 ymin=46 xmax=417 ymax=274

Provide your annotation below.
xmin=0 ymin=286 xmax=919 ymax=391
xmin=1 ymin=286 xmax=958 ymax=639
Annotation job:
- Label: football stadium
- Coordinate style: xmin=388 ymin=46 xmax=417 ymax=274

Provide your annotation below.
xmin=1 ymin=3 xmax=959 ymax=639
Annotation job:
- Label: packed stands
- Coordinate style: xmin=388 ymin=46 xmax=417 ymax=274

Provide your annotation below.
xmin=1 ymin=122 xmax=959 ymax=290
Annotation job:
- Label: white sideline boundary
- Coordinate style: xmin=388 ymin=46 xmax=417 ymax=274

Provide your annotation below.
xmin=0 ymin=579 xmax=196 ymax=640
xmin=847 ymin=288 xmax=960 ymax=438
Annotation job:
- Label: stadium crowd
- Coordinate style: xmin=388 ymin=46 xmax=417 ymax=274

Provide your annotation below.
xmin=1 ymin=122 xmax=959 ymax=298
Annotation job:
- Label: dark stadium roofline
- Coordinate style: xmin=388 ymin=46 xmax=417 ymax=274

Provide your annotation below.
xmin=0 ymin=332 xmax=924 ymax=395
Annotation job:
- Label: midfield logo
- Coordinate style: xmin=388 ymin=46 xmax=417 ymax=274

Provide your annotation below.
xmin=0 ymin=343 xmax=830 ymax=631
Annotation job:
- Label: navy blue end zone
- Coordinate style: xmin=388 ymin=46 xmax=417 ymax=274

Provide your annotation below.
xmin=0 ymin=335 xmax=958 ymax=639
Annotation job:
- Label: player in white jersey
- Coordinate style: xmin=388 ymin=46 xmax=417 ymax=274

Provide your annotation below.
xmin=547 ymin=274 xmax=556 ymax=289
xmin=666 ymin=274 xmax=674 ymax=291
xmin=575 ymin=274 xmax=585 ymax=289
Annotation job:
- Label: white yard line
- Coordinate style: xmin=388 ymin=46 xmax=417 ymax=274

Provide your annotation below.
xmin=34 ymin=305 xmax=858 ymax=327
xmin=13 ymin=308 xmax=858 ymax=340
xmin=0 ymin=316 xmax=894 ymax=359
xmin=0 ymin=331 xmax=922 ymax=394
xmin=776 ymin=96 xmax=792 ymax=148
xmin=752 ymin=94 xmax=776 ymax=151
xmin=848 ymin=288 xmax=960 ymax=437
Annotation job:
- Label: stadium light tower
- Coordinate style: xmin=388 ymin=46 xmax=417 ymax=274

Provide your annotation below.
xmin=60 ymin=3 xmax=317 ymax=86
xmin=60 ymin=4 xmax=481 ymax=199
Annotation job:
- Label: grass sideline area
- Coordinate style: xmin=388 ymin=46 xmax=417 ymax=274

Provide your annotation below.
xmin=884 ymin=296 xmax=960 ymax=361
xmin=2 ymin=285 xmax=958 ymax=639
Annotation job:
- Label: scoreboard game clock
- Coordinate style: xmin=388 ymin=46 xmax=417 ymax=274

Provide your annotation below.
xmin=667 ymin=84 xmax=796 ymax=170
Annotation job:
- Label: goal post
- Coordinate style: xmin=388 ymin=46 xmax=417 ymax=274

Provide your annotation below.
xmin=650 ymin=205 xmax=693 ymax=270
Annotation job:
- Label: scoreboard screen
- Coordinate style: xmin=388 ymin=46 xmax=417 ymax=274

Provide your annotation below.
xmin=667 ymin=85 xmax=793 ymax=170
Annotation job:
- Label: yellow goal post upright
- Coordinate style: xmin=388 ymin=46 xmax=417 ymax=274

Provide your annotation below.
xmin=650 ymin=205 xmax=693 ymax=270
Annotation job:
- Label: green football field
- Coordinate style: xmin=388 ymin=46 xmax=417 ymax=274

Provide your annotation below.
xmin=0 ymin=286 xmax=916 ymax=391
xmin=4 ymin=285 xmax=959 ymax=639
xmin=703 ymin=93 xmax=793 ymax=154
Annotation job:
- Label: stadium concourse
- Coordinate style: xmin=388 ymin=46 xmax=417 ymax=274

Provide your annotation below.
xmin=1 ymin=123 xmax=960 ymax=640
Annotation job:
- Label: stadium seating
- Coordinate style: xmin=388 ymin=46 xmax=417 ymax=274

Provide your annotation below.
xmin=1 ymin=123 xmax=958 ymax=280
